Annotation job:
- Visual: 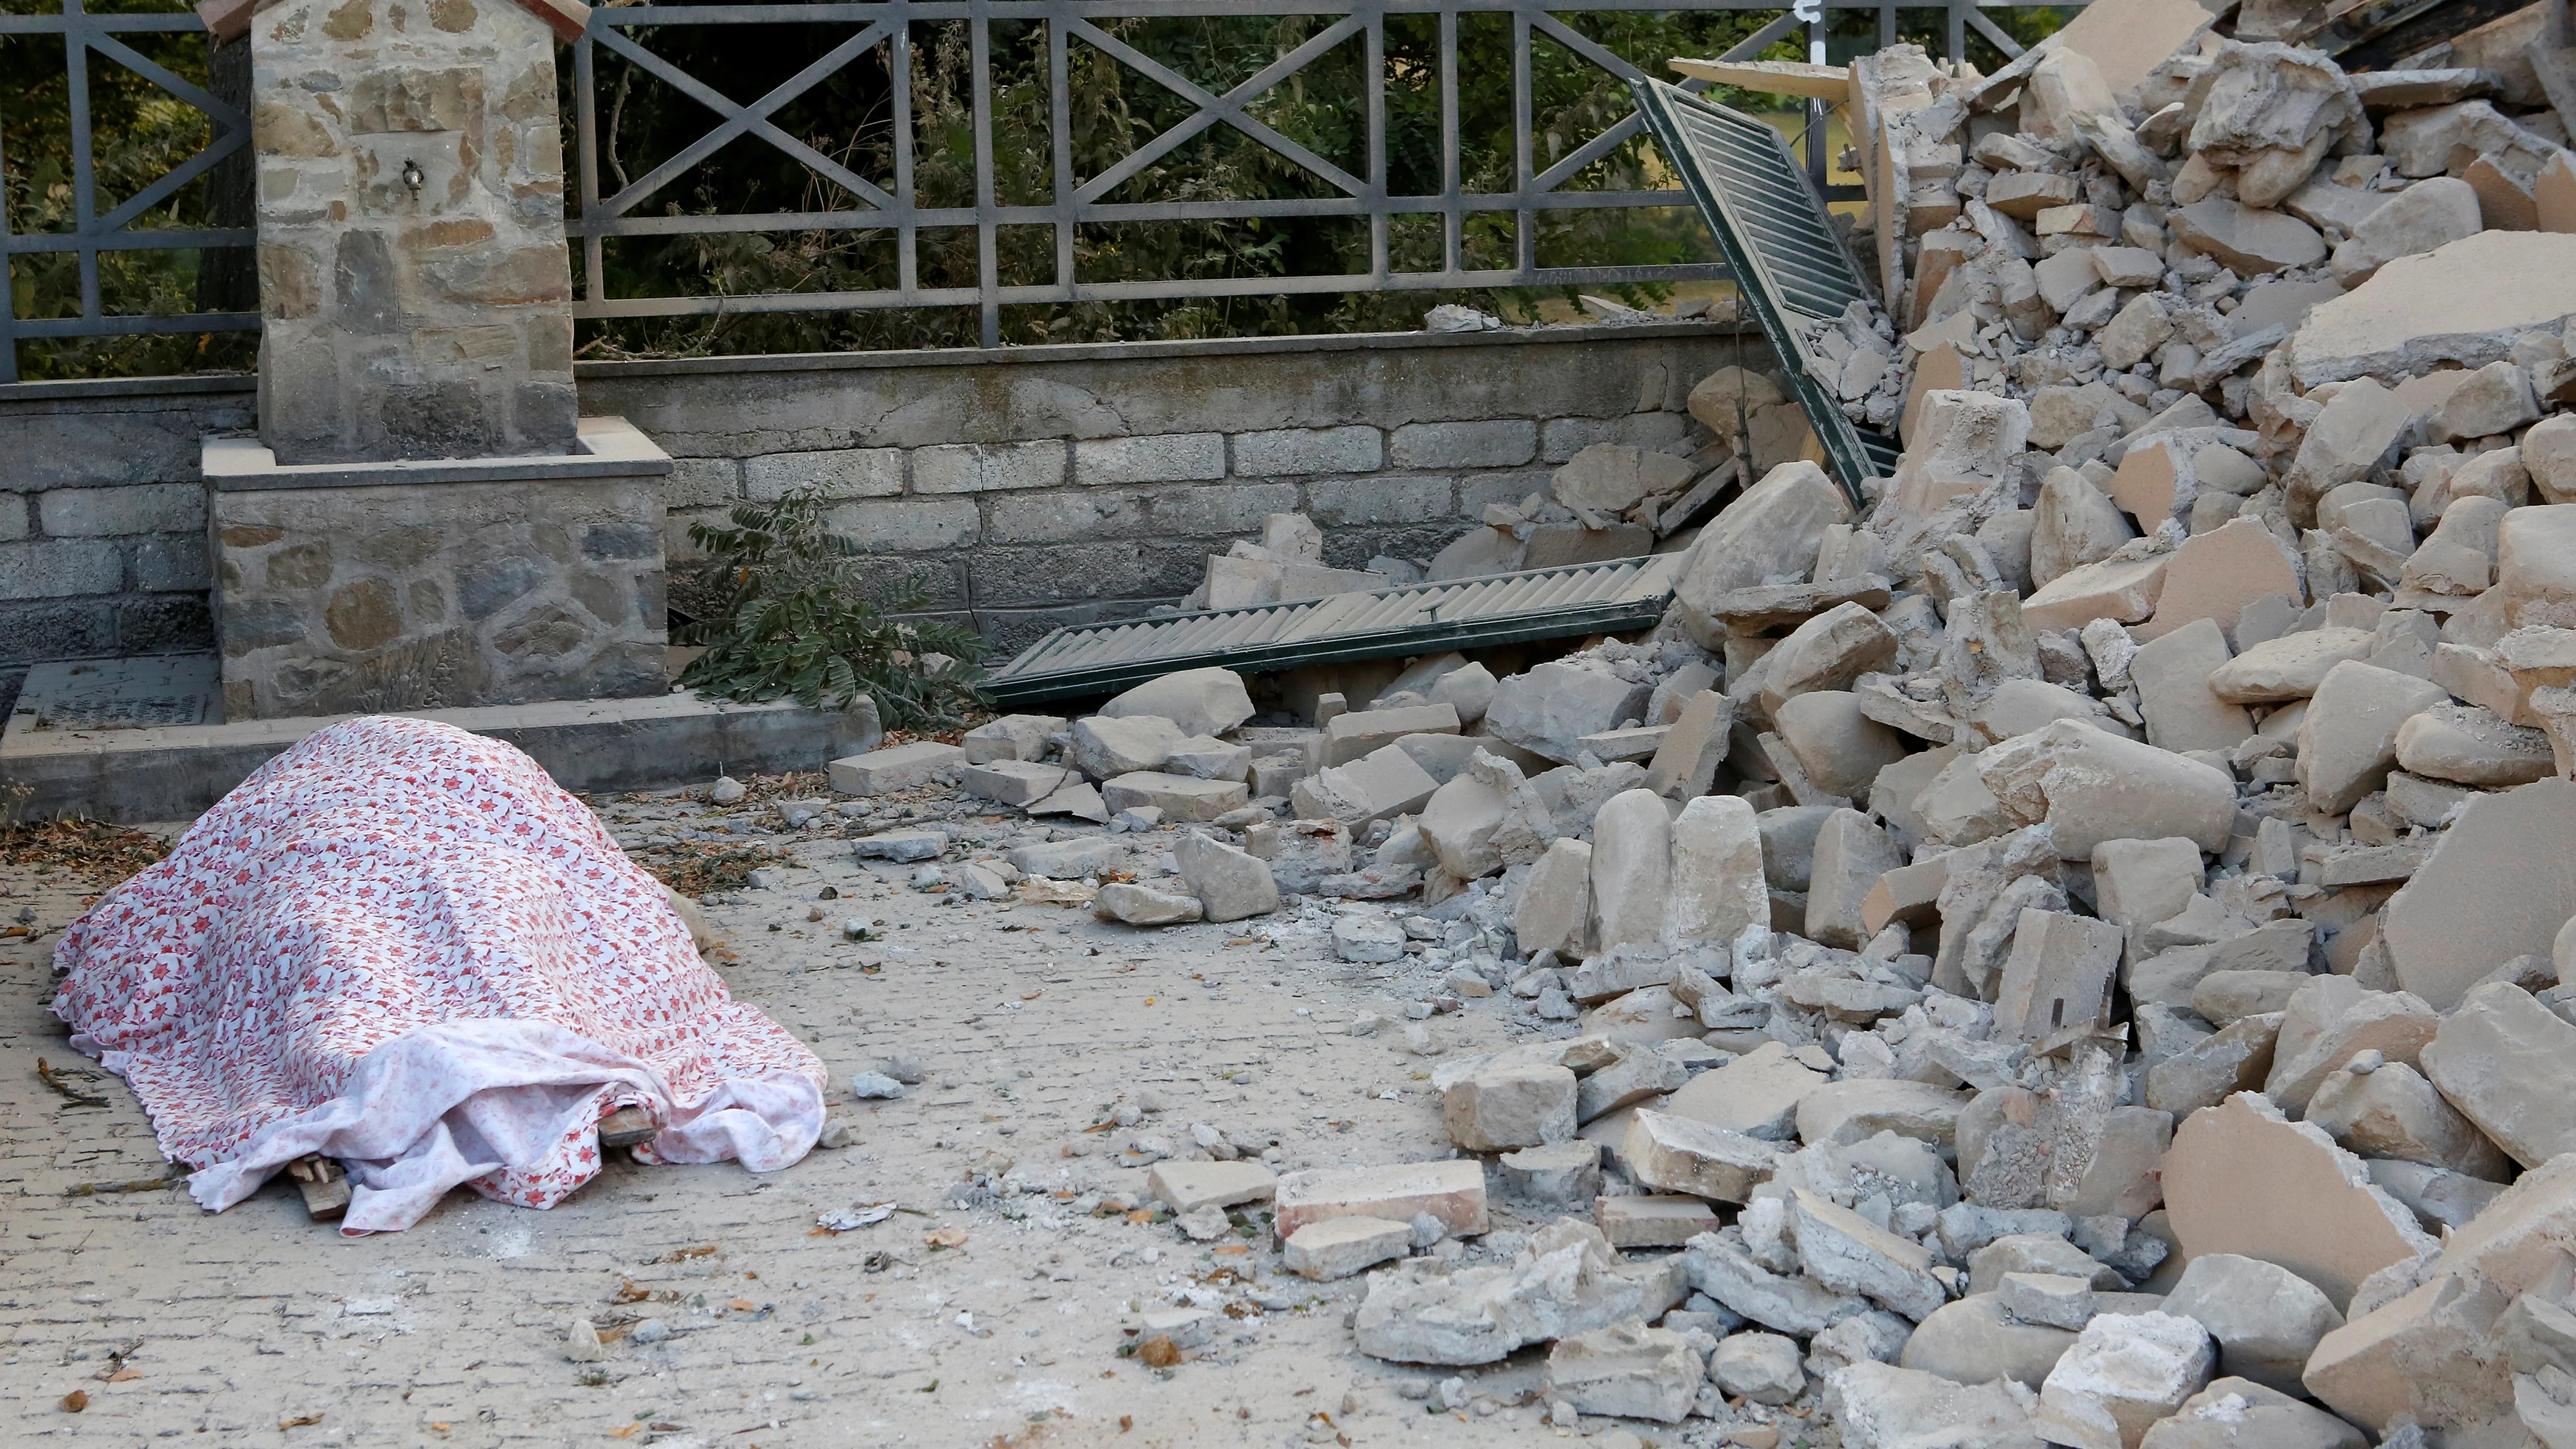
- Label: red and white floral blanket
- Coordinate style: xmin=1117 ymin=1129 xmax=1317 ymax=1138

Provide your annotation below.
xmin=51 ymin=715 xmax=827 ymax=1234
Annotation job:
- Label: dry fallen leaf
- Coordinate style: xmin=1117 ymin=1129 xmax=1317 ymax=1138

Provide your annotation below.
xmin=1136 ymin=1334 xmax=1181 ymax=1368
xmin=106 ymin=1367 xmax=141 ymax=1383
xmin=727 ymin=1298 xmax=757 ymax=1311
xmin=924 ymin=1227 xmax=968 ymax=1249
xmin=607 ymin=1425 xmax=640 ymax=1441
xmin=280 ymin=1411 xmax=323 ymax=1428
xmin=60 ymin=1390 xmax=87 ymax=1413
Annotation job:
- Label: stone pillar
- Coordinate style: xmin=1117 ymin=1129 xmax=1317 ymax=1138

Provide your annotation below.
xmin=242 ymin=0 xmax=583 ymax=463
xmin=200 ymin=0 xmax=670 ymax=722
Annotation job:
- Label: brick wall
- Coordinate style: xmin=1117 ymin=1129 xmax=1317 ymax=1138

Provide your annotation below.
xmin=0 ymin=322 xmax=1758 ymax=713
xmin=581 ymin=322 xmax=1758 ymax=650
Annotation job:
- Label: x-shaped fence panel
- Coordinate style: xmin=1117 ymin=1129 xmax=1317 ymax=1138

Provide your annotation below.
xmin=0 ymin=0 xmax=253 ymax=381
xmin=568 ymin=0 xmax=2073 ymax=347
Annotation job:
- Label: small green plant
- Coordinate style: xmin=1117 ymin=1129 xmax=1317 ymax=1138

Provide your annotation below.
xmin=676 ymin=488 xmax=988 ymax=729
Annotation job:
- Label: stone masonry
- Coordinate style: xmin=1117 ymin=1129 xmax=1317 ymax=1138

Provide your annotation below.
xmin=246 ymin=0 xmax=581 ymax=463
xmin=203 ymin=420 xmax=668 ymax=720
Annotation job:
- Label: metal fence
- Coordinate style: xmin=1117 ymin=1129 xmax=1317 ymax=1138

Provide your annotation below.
xmin=0 ymin=0 xmax=253 ymax=382
xmin=0 ymin=0 xmax=2072 ymax=377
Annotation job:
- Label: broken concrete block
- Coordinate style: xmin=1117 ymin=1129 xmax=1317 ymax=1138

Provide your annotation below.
xmin=1500 ymin=1141 xmax=1602 ymax=1206
xmin=1589 ymin=788 xmax=1671 ymax=952
xmin=1323 ymin=701 xmax=1460 ymax=766
xmin=1289 ymin=743 xmax=1440 ymax=827
xmin=1283 ymin=1216 xmax=1411 ymax=1280
xmin=1715 ymin=1331 xmax=1811 ymax=1405
xmin=2289 ymin=231 xmax=2576 ymax=389
xmin=2171 ymin=198 xmax=2326 ymax=277
xmin=1807 ymin=807 xmax=1906 ymax=949
xmin=829 ymin=740 xmax=964 ymax=795
xmin=1163 ymin=734 xmax=1251 ymax=782
xmin=1415 ymin=765 xmax=1510 ymax=882
xmin=1100 ymin=666 xmax=1254 ymax=738
xmin=2159 ymin=1253 xmax=2344 ymax=1397
xmin=1102 ymin=771 xmax=1248 ymax=823
xmin=1674 ymin=459 xmax=1855 ymax=614
xmin=854 ymin=827 xmax=948 ymax=862
xmin=2129 ymin=619 xmax=2254 ymax=753
xmin=1515 ymin=837 xmax=1593 ymax=959
xmin=2262 ymin=976 xmax=2439 ymax=1115
xmin=1066 ymin=715 xmax=1186 ymax=780
xmin=1546 ymin=1320 xmax=1704 ymax=1424
xmin=1666 ymin=793 xmax=1769 ymax=946
xmin=1776 ymin=690 xmax=1911 ymax=799
xmin=2000 ymin=1272 xmax=2097 ymax=1332
xmin=1595 ymin=1194 xmax=1720 ymax=1249
xmin=1764 ymin=603 xmax=1903 ymax=713
xmin=2034 ymin=467 xmax=2141 ymax=589
xmin=1827 ymin=1362 xmax=2045 ymax=1449
xmin=2296 ymin=662 xmax=2452 ymax=814
xmin=2031 ymin=1311 xmax=2215 ymax=1449
xmin=1172 ymin=829 xmax=1278 ymax=922
xmin=2299 ymin=1272 xmax=2512 ymax=1434
xmin=2160 ymin=1093 xmax=2438 ymax=1308
xmin=1623 ymin=1109 xmax=1780 ymax=1202
xmin=2500 ymin=504 xmax=2576 ymax=630
xmin=1005 ymin=837 xmax=1125 ymax=879
xmin=2381 ymin=779 xmax=2576 ymax=1010
xmin=1886 ymin=389 xmax=2033 ymax=520
xmin=1645 ymin=689 xmax=1735 ymax=801
xmin=1443 ymin=1062 xmax=1578 ymax=1152
xmin=2024 ymin=555 xmax=2170 ymax=634
xmin=961 ymin=759 xmax=1070 ymax=807
xmin=2393 ymin=701 xmax=2554 ymax=787
xmin=1331 ymin=913 xmax=1406 ymax=963
xmin=1795 ymin=1188 xmax=1947 ymax=1321
xmin=1664 ymin=1041 xmax=1828 ymax=1141
xmin=1274 ymin=1160 xmax=1488 ymax=1240
xmin=2329 ymin=175 xmax=2483 ymax=288
xmin=1485 ymin=659 xmax=1655 ymax=765
xmin=2137 ymin=519 xmax=2302 ymax=643
xmin=1797 ymin=1079 xmax=1967 ymax=1153
xmin=1995 ymin=909 xmax=2125 ymax=1041
xmin=2307 ymin=1057 xmax=2512 ymax=1180
xmin=2093 ymin=837 xmax=2207 ymax=931
xmin=1352 ymin=1219 xmax=1684 ymax=1364
xmin=1094 ymin=882 xmax=1205 ymax=927
xmin=960 ymin=713 xmax=1066 ymax=765
xmin=1902 ymin=1292 xmax=2082 ymax=1388
xmin=2139 ymin=1378 xmax=2368 ymax=1449
xmin=1980 ymin=718 xmax=2236 ymax=855
xmin=2207 ymin=628 xmax=2376 ymax=702
xmin=2418 ymin=981 xmax=2576 ymax=1169
xmin=1147 ymin=1160 xmax=1279 ymax=1214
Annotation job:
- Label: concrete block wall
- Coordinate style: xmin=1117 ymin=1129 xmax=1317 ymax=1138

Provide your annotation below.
xmin=580 ymin=322 xmax=1757 ymax=651
xmin=0 ymin=379 xmax=255 ymax=712
xmin=0 ymin=322 xmax=1756 ymax=717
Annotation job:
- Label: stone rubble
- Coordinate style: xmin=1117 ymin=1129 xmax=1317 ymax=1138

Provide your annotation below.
xmin=768 ymin=4 xmax=2576 ymax=1435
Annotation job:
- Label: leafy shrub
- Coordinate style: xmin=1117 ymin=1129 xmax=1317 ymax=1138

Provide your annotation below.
xmin=674 ymin=489 xmax=987 ymax=729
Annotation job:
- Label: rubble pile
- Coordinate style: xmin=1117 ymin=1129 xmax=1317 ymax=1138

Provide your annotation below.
xmin=814 ymin=0 xmax=2576 ymax=1437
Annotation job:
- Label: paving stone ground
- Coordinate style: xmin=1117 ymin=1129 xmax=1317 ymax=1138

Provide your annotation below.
xmin=0 ymin=784 xmax=1762 ymax=1449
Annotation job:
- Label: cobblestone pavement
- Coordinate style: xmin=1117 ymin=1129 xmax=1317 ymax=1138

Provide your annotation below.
xmin=0 ymin=784 xmax=1716 ymax=1449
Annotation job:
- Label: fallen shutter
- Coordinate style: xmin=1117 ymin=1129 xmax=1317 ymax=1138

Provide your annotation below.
xmin=983 ymin=553 xmax=1688 ymax=705
xmin=1630 ymin=77 xmax=1901 ymax=509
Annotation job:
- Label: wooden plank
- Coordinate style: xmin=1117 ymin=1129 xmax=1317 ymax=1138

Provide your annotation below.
xmin=1667 ymin=57 xmax=1851 ymax=102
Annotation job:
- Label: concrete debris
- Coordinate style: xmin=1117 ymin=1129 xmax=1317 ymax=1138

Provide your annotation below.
xmin=755 ymin=21 xmax=2576 ymax=1436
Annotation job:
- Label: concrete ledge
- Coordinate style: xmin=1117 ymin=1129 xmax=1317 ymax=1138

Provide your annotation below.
xmin=573 ymin=320 xmax=1749 ymax=380
xmin=204 ymin=415 xmax=673 ymax=491
xmin=1 ymin=691 xmax=882 ymax=823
